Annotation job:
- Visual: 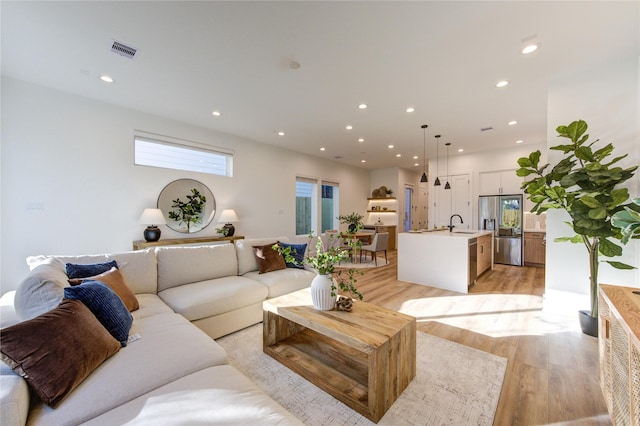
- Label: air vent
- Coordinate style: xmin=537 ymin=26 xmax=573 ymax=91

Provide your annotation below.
xmin=480 ymin=127 xmax=493 ymax=132
xmin=111 ymin=40 xmax=137 ymax=59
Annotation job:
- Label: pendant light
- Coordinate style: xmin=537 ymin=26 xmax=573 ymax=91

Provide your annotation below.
xmin=420 ymin=124 xmax=428 ymax=182
xmin=444 ymin=142 xmax=451 ymax=190
xmin=434 ymin=135 xmax=441 ymax=186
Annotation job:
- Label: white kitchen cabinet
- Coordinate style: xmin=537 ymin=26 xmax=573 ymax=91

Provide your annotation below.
xmin=479 ymin=169 xmax=523 ymax=195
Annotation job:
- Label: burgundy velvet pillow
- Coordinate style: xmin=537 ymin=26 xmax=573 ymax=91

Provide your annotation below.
xmin=252 ymin=243 xmax=286 ymax=274
xmin=0 ymin=299 xmax=121 ymax=407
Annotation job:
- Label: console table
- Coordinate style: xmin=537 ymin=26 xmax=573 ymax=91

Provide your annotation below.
xmin=132 ymin=235 xmax=244 ymax=250
xmin=598 ymin=284 xmax=640 ymax=424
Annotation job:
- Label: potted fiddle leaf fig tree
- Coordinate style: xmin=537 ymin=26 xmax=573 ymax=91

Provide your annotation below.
xmin=612 ymin=198 xmax=640 ymax=244
xmin=517 ymin=119 xmax=637 ymax=337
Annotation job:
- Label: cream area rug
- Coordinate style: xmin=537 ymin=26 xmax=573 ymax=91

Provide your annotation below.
xmin=217 ymin=324 xmax=507 ymax=426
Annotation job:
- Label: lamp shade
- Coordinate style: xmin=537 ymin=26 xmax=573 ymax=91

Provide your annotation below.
xmin=138 ymin=208 xmax=166 ymax=225
xmin=219 ymin=209 xmax=239 ymax=223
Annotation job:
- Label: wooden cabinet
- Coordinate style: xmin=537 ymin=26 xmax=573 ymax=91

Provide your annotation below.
xmin=479 ymin=169 xmax=523 ymax=195
xmin=132 ymin=235 xmax=244 ymax=250
xmin=524 ymin=232 xmax=546 ymax=266
xmin=599 ymin=284 xmax=640 ymax=425
xmin=477 ymin=234 xmax=492 ymax=276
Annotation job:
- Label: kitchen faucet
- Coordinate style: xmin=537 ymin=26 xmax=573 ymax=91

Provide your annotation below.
xmin=448 ymin=214 xmax=463 ymax=232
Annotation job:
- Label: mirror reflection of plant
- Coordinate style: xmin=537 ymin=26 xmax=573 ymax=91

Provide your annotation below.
xmin=168 ymin=188 xmax=206 ymax=233
xmin=274 ymin=232 xmax=363 ymax=301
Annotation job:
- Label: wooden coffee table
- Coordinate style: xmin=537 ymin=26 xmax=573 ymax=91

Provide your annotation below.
xmin=263 ymin=288 xmax=416 ymax=423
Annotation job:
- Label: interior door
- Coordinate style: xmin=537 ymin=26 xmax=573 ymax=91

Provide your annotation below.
xmin=404 ymin=186 xmax=413 ymax=232
xmin=432 ymin=173 xmax=470 ymax=229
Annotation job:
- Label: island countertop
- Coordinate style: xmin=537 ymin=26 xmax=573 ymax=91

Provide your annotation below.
xmin=398 ymin=230 xmax=494 ymax=293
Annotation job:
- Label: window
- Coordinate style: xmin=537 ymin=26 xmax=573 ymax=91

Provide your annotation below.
xmin=296 ymin=178 xmax=317 ymax=235
xmin=134 ymin=134 xmax=233 ymax=176
xmin=321 ymin=181 xmax=339 ymax=233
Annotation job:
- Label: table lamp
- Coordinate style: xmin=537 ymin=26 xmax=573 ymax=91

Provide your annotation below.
xmin=218 ymin=209 xmax=239 ymax=237
xmin=138 ymin=208 xmax=166 ymax=242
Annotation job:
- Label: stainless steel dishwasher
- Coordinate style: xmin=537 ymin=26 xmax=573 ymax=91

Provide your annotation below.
xmin=468 ymin=238 xmax=478 ymax=286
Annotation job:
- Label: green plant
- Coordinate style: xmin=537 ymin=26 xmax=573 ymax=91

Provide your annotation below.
xmin=168 ymin=188 xmax=207 ymax=233
xmin=337 ymin=212 xmax=364 ymax=233
xmin=517 ymin=119 xmax=637 ymax=319
xmin=274 ymin=233 xmax=363 ymax=300
xmin=215 ymin=226 xmax=230 ymax=237
xmin=612 ymin=198 xmax=640 ymax=244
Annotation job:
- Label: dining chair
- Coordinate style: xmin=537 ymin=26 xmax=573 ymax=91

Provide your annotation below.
xmin=359 ymin=232 xmax=389 ymax=266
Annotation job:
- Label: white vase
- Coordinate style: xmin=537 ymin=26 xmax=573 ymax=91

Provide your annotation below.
xmin=310 ymin=274 xmax=335 ymax=310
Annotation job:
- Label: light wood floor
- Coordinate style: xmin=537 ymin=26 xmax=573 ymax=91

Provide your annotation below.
xmin=352 ymin=250 xmax=611 ymax=426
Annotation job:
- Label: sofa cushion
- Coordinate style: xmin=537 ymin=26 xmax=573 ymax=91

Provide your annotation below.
xmin=14 ymin=257 xmax=68 ymax=321
xmin=159 ymin=276 xmax=268 ymax=321
xmin=70 ymin=268 xmax=139 ymax=312
xmin=131 ymin=293 xmax=175 ymax=320
xmin=236 ymin=237 xmax=288 ymax=275
xmin=156 ymin=244 xmax=238 ymax=292
xmin=64 ymin=282 xmax=133 ymax=346
xmin=66 ymin=260 xmax=118 ymax=279
xmin=278 ymin=241 xmax=307 ymax=269
xmin=81 ymin=365 xmax=304 ymax=426
xmin=253 ymin=243 xmax=286 ymax=274
xmin=244 ymin=268 xmax=315 ymax=298
xmin=1 ymin=366 xmax=30 ymax=426
xmin=26 ymin=312 xmax=227 ymax=425
xmin=0 ymin=299 xmax=121 ymax=407
xmin=27 ymin=249 xmax=158 ymax=295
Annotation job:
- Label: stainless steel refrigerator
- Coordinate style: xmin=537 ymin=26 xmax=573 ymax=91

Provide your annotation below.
xmin=478 ymin=194 xmax=523 ymax=266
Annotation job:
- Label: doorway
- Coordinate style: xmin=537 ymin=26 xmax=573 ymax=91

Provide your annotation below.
xmin=431 ymin=173 xmax=471 ymax=229
xmin=404 ymin=186 xmax=414 ymax=232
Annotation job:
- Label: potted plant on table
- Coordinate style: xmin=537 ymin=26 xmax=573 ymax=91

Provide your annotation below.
xmin=517 ymin=119 xmax=637 ymax=337
xmin=275 ymin=232 xmax=363 ymax=311
xmin=338 ymin=212 xmax=364 ymax=233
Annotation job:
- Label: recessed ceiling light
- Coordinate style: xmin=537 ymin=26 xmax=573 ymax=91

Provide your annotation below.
xmin=496 ymin=80 xmax=509 ymax=88
xmin=396 ymin=154 xmax=401 ymax=158
xmin=99 ymin=75 xmax=114 ymax=83
xmin=358 ymin=103 xmax=367 ymax=109
xmin=388 ymin=145 xmax=394 ymax=149
xmin=406 ymin=107 xmax=415 ymax=113
xmin=212 ymin=111 xmax=221 ymax=117
xmin=277 ymin=131 xmax=285 ymax=136
xmin=361 ymin=159 xmax=366 ymax=163
xmin=413 ymin=155 xmax=418 ymax=160
xmin=508 ymin=120 xmax=517 ymax=126
xmin=522 ymin=44 xmax=538 ymax=54
xmin=358 ymin=138 xmax=364 ymax=142
xmin=320 ymin=147 xmax=326 ymax=151
xmin=458 ymin=148 xmax=464 ymax=152
xmin=515 ymin=140 xmax=524 ymax=144
xmin=414 ymin=163 xmax=419 ymax=167
xmin=346 ymin=125 xmax=353 ymax=130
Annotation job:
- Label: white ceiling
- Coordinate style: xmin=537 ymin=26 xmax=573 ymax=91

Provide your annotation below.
xmin=2 ymin=1 xmax=638 ymax=170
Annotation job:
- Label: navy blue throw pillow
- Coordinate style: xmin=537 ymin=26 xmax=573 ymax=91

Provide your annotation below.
xmin=66 ymin=261 xmax=118 ymax=279
xmin=64 ymin=281 xmax=133 ymax=346
xmin=278 ymin=242 xmax=307 ymax=269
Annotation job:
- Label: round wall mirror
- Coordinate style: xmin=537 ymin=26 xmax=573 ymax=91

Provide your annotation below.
xmin=157 ymin=179 xmax=216 ymax=233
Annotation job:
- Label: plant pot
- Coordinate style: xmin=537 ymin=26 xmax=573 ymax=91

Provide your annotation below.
xmin=310 ymin=274 xmax=335 ymax=310
xmin=578 ymin=309 xmax=598 ymax=337
xmin=348 ymin=224 xmax=357 ymax=233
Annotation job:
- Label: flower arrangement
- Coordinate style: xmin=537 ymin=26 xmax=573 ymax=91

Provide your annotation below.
xmin=274 ymin=232 xmax=363 ymax=301
xmin=337 ymin=212 xmax=364 ymax=233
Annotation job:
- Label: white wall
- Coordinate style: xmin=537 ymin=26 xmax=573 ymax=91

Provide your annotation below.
xmin=427 ymin=142 xmax=547 ymax=229
xmin=546 ymin=55 xmax=640 ymax=293
xmin=0 ymin=77 xmax=371 ymax=293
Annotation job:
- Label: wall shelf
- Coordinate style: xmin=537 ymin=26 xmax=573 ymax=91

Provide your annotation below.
xmin=367 ymin=197 xmax=396 ymax=201
xmin=367 ymin=210 xmax=396 ymax=213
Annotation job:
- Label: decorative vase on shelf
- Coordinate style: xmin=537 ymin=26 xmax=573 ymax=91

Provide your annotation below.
xmin=310 ymin=274 xmax=335 ymax=310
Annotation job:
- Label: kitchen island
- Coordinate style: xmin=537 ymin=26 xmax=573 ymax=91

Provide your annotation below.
xmin=397 ymin=230 xmax=493 ymax=293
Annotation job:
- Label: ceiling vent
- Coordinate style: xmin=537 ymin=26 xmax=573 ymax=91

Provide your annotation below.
xmin=111 ymin=40 xmax=137 ymax=59
xmin=480 ymin=127 xmax=493 ymax=132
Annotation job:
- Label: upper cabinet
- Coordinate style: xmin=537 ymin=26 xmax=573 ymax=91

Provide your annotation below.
xmin=479 ymin=169 xmax=523 ymax=195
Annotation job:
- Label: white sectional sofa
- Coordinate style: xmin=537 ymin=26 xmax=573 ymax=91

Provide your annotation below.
xmin=0 ymin=237 xmax=314 ymax=426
